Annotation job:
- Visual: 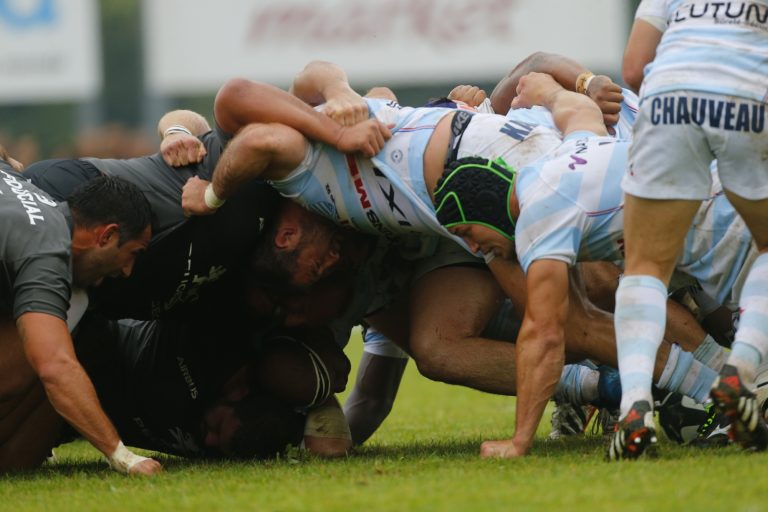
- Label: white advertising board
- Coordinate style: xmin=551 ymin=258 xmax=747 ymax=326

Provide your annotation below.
xmin=0 ymin=0 xmax=102 ymax=103
xmin=143 ymin=0 xmax=630 ymax=95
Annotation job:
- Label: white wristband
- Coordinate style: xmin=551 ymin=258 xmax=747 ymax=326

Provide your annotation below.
xmin=163 ymin=124 xmax=193 ymax=139
xmin=583 ymin=74 xmax=597 ymax=96
xmin=204 ymin=182 xmax=226 ymax=209
xmin=107 ymin=441 xmax=149 ymax=474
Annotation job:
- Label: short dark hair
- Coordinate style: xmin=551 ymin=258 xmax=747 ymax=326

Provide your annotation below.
xmin=229 ymin=394 xmax=305 ymax=460
xmin=248 ymin=206 xmax=338 ymax=292
xmin=248 ymin=215 xmax=298 ymax=293
xmin=68 ymin=175 xmax=152 ymax=244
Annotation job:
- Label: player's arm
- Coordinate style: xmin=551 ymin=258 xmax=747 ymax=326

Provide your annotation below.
xmin=17 ymin=312 xmax=161 ymax=475
xmin=490 ymin=52 xmax=623 ymax=126
xmin=157 ymin=110 xmax=211 ymax=167
xmin=292 ymin=61 xmax=390 ymax=126
xmin=0 ymin=144 xmax=24 ymax=172
xmin=214 ymin=77 xmax=389 ymax=155
xmin=506 ymin=259 xmax=569 ymax=456
xmin=622 ymin=19 xmax=663 ymax=94
xmin=181 ymin=120 xmax=308 ymax=216
xmin=512 ymin=72 xmax=608 ymax=138
xmin=447 ymin=85 xmax=488 ymax=108
xmin=343 ymin=351 xmax=408 ymax=445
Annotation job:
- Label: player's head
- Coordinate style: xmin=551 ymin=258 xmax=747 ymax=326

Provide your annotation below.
xmin=433 ymin=156 xmax=517 ymax=258
xmin=201 ymin=394 xmax=305 ymax=459
xmin=68 ymin=176 xmax=152 ymax=287
xmin=250 ymin=201 xmax=342 ymax=290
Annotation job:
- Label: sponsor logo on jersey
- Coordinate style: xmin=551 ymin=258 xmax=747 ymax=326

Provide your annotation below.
xmin=346 ymin=154 xmax=371 ymax=209
xmin=0 ymin=169 xmax=51 ymax=225
xmin=373 ymin=167 xmax=411 ymax=227
xmin=672 ymin=2 xmax=768 ymax=29
xmin=345 ymin=154 xmax=396 ymax=238
xmin=155 ymin=243 xmax=228 ymax=316
xmin=499 ymin=119 xmax=536 ymax=141
xmin=176 ymin=356 xmax=198 ymax=399
xmin=650 ymin=96 xmax=765 ymax=132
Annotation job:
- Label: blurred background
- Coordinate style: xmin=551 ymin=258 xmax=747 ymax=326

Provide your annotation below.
xmin=0 ymin=0 xmax=640 ymax=163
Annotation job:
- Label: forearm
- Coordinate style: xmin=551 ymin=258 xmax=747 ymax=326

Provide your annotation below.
xmin=543 ymin=88 xmax=607 ymax=137
xmin=209 ymin=122 xmax=304 ymax=199
xmin=291 ymin=61 xmax=354 ymax=105
xmin=36 ymin=356 xmax=119 ymax=456
xmin=513 ymin=327 xmax=565 ymax=452
xmin=343 ymin=352 xmax=407 ymax=445
xmin=215 ymin=78 xmax=345 ymax=146
xmin=491 ymin=52 xmax=586 ymax=113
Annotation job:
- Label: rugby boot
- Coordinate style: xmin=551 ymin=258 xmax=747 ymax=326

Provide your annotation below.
xmin=689 ymin=402 xmax=731 ymax=448
xmin=606 ymin=400 xmax=657 ymax=461
xmin=548 ymin=402 xmax=595 ymax=440
xmin=710 ymin=364 xmax=768 ymax=451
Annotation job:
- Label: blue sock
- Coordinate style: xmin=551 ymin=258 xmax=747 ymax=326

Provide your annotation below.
xmin=656 ymin=344 xmax=717 ymax=403
xmin=553 ymin=363 xmax=598 ymax=405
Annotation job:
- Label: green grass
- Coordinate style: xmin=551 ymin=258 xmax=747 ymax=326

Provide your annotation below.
xmin=3 ymin=331 xmax=768 ymax=511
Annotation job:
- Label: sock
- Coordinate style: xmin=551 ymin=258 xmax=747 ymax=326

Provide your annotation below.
xmin=615 ymin=275 xmax=667 ymax=417
xmin=553 ymin=363 xmax=599 ymax=405
xmin=656 ymin=343 xmax=717 ymax=403
xmin=754 ymin=362 xmax=768 ymax=416
xmin=729 ymin=252 xmax=768 ymax=386
xmin=692 ymin=334 xmax=728 ymax=372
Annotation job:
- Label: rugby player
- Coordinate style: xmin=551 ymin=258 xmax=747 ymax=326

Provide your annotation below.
xmin=0 ymin=153 xmax=158 ymax=475
xmin=23 ymin=111 xmax=363 ymax=320
xmin=432 ymin=72 xmax=752 ymax=459
xmin=174 ymin=66 xmax=726 ymax=454
xmin=616 ymin=0 xmax=768 ymax=456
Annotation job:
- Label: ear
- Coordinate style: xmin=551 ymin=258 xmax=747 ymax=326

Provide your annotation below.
xmin=274 ymin=222 xmax=300 ymax=251
xmin=97 ymin=224 xmax=120 ymax=247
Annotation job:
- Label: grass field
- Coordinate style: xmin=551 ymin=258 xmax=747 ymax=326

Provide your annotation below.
xmin=3 ymin=331 xmax=768 ymax=511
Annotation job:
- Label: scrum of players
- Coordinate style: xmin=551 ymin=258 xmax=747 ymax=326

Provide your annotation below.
xmin=0 ymin=0 xmax=765 ymax=474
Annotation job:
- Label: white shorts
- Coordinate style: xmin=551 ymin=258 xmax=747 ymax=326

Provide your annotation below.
xmin=624 ymin=91 xmax=768 ymax=201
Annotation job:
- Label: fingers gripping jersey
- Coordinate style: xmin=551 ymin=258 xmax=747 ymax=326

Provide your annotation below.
xmin=270 ymin=99 xmax=562 ymax=244
xmin=514 ymin=135 xmax=629 ymax=273
xmin=271 ymin=100 xmax=454 ymax=239
xmin=504 ymin=88 xmax=640 ymax=141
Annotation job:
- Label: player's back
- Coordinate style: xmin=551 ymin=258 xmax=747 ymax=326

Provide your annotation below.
xmin=514 ymin=135 xmax=630 ymax=272
xmin=640 ymin=0 xmax=768 ymax=100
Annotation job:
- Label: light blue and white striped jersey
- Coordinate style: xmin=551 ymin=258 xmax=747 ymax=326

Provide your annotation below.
xmin=515 ymin=133 xmax=752 ymax=307
xmin=636 ymin=0 xmax=768 ymax=101
xmin=505 ymin=88 xmax=639 ymax=140
xmin=514 ymin=134 xmax=628 ymax=273
xmin=270 ymin=98 xmax=455 ymax=240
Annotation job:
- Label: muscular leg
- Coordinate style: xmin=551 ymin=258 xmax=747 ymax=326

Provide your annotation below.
xmin=0 ymin=319 xmax=65 ymax=472
xmin=615 ymin=196 xmax=701 ymax=415
xmin=721 ymin=192 xmax=768 ymax=384
xmin=408 ymin=266 xmax=514 ymax=394
xmin=0 ymin=382 xmax=64 ymax=472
